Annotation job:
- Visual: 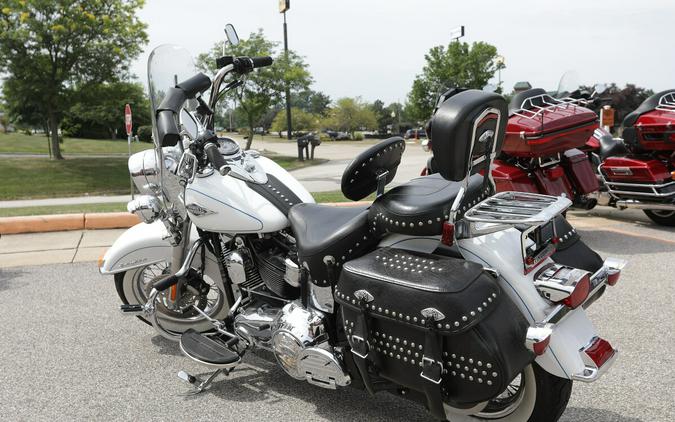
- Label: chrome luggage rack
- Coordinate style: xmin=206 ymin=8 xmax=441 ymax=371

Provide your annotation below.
xmin=512 ymin=94 xmax=587 ymax=121
xmin=655 ymin=92 xmax=675 ymax=114
xmin=457 ymin=191 xmax=572 ymax=238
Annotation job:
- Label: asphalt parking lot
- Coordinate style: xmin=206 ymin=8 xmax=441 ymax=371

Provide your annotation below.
xmin=0 ymin=210 xmax=674 ymax=422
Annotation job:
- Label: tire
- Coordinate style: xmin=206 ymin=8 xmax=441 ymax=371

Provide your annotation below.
xmin=643 ymin=210 xmax=675 ymax=226
xmin=114 ymin=261 xmax=229 ymax=335
xmin=449 ymin=363 xmax=572 ymax=422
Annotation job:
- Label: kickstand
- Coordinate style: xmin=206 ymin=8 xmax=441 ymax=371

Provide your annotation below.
xmin=177 ymin=368 xmax=230 ymax=395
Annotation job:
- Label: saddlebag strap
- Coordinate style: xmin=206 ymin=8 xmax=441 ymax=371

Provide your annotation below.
xmin=421 ymin=319 xmax=446 ymax=420
xmin=350 ymin=297 xmax=376 ymax=396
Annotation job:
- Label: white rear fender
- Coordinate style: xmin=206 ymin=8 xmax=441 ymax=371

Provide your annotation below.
xmin=99 ymin=221 xmax=224 ymax=289
xmin=457 ymin=229 xmax=601 ymax=379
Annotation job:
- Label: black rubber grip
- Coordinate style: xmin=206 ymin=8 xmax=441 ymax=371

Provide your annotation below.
xmin=176 ymin=73 xmax=212 ymax=98
xmin=251 ymin=56 xmax=273 ymax=68
xmin=204 ymin=143 xmax=229 ymax=175
xmin=153 ymin=274 xmax=179 ymax=292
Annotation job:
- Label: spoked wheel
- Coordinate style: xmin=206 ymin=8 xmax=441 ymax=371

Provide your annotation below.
xmin=449 ymin=364 xmax=572 ymax=422
xmin=114 ymin=261 xmax=229 ymax=335
xmin=643 ymin=210 xmax=675 ymax=226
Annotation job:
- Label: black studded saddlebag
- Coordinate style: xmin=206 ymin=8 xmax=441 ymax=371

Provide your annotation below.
xmin=335 ymin=248 xmax=532 ymax=417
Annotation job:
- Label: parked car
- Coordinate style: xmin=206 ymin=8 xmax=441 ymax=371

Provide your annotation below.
xmin=323 ymin=130 xmax=350 ymax=140
xmin=403 ymin=128 xmax=427 ymax=139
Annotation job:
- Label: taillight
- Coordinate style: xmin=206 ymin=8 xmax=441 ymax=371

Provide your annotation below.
xmin=585 ymin=337 xmax=615 ymax=368
xmin=525 ymin=323 xmax=553 ymax=356
xmin=606 ymin=268 xmax=621 ymax=286
xmin=441 ymin=222 xmax=455 ymax=246
xmin=560 ymin=273 xmax=590 ymax=309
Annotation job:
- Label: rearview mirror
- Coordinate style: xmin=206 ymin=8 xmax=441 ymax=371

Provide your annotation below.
xmin=225 ymin=24 xmax=240 ymax=46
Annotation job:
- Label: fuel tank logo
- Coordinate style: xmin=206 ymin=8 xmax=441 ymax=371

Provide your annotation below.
xmin=186 ymin=203 xmax=216 ymax=216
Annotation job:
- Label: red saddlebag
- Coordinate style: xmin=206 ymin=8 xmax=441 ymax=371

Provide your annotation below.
xmin=335 ymin=248 xmax=532 ymax=418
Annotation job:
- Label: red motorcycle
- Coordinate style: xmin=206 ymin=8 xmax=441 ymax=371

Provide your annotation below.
xmin=588 ymin=90 xmax=675 ymax=225
xmin=424 ymin=83 xmax=604 ymax=210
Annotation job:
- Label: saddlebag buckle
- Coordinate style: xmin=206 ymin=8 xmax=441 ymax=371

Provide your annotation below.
xmin=420 ymin=356 xmax=443 ymax=385
xmin=350 ymin=335 xmax=369 ymax=359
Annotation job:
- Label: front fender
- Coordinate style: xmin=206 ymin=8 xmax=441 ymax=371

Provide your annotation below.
xmin=99 ymin=221 xmax=172 ymax=275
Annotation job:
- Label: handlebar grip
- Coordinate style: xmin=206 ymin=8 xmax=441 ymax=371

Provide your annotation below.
xmin=204 ymin=143 xmax=230 ymax=176
xmin=251 ymin=56 xmax=273 ymax=68
xmin=153 ymin=274 xmax=179 ymax=292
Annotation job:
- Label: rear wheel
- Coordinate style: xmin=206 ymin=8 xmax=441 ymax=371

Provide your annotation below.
xmin=643 ymin=210 xmax=675 ymax=226
xmin=449 ymin=363 xmax=572 ymax=422
xmin=114 ymin=261 xmax=229 ymax=335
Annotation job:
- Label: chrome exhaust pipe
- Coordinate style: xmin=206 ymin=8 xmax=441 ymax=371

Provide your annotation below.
xmin=615 ymin=200 xmax=675 ymax=211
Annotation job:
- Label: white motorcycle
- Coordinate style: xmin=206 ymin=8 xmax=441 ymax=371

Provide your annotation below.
xmin=100 ymin=26 xmax=626 ymax=421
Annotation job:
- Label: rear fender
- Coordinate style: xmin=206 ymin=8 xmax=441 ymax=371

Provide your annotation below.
xmin=457 ymin=229 xmax=600 ymax=379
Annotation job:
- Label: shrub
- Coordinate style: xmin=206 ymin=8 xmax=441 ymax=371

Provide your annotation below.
xmin=137 ymin=125 xmax=153 ymax=143
xmin=353 ymin=132 xmax=364 ymax=141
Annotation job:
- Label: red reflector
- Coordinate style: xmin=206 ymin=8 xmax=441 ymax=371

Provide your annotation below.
xmin=441 ymin=222 xmax=455 ymax=246
xmin=586 ymin=337 xmax=615 ymax=368
xmin=533 ymin=335 xmax=551 ymax=356
xmin=607 ymin=269 xmax=621 ymax=286
xmin=546 ymin=166 xmax=565 ymax=180
xmin=561 ymin=274 xmax=590 ymax=309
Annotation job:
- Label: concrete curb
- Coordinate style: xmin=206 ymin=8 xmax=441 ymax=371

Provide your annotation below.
xmin=0 ymin=201 xmax=371 ymax=235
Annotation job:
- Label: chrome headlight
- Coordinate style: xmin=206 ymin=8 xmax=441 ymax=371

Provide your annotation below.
xmin=127 ymin=195 xmax=162 ymax=224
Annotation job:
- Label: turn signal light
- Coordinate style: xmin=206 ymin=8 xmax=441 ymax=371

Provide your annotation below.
xmin=671 ymin=171 xmax=675 ymax=181
xmin=606 ymin=268 xmax=621 ymax=286
xmin=441 ymin=222 xmax=455 ymax=246
xmin=560 ymin=273 xmax=590 ymax=309
xmin=585 ymin=337 xmax=616 ymax=368
xmin=532 ymin=335 xmax=551 ymax=356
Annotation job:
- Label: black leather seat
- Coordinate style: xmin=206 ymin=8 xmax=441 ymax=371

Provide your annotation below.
xmin=369 ymin=173 xmax=488 ymax=236
xmin=598 ymin=132 xmax=629 ymax=160
xmin=288 ymin=203 xmax=379 ymax=286
xmin=622 ymin=89 xmax=675 ymax=127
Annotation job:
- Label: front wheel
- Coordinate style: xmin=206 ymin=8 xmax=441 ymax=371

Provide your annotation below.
xmin=450 ymin=363 xmax=572 ymax=422
xmin=643 ymin=209 xmax=675 ymax=226
xmin=114 ymin=261 xmax=229 ymax=335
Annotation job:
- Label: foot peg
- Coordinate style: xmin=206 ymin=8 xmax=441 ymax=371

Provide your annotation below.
xmin=119 ymin=304 xmax=145 ymax=315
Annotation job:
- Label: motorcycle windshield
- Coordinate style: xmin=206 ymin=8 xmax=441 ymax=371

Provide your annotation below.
xmin=555 ymin=70 xmax=581 ymax=99
xmin=147 ymin=44 xmax=200 ymax=113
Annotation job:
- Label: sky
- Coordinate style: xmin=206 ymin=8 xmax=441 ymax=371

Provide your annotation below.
xmin=132 ymin=0 xmax=674 ymax=105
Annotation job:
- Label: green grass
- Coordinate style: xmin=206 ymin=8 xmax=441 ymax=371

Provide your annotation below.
xmin=0 ymin=157 xmax=132 ymax=200
xmin=0 ymin=132 xmax=150 ymax=155
xmin=0 ymin=202 xmax=128 ymax=217
xmin=0 ymin=154 xmax=327 ymax=201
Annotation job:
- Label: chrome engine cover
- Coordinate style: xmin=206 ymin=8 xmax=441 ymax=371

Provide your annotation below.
xmin=233 ymin=304 xmax=280 ymax=349
xmin=271 ymin=302 xmax=349 ymax=388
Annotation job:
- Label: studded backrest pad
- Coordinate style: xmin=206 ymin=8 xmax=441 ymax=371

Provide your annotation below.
xmin=430 ymin=90 xmax=507 ymax=182
xmin=341 ymin=137 xmax=406 ymax=201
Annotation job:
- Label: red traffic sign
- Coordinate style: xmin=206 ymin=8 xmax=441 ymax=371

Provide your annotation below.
xmin=124 ymin=104 xmax=133 ymax=136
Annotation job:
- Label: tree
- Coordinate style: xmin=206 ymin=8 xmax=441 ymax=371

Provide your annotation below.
xmin=63 ymin=81 xmax=150 ymax=139
xmin=328 ymin=97 xmax=377 ymax=139
xmin=0 ymin=0 xmax=148 ymax=159
xmin=407 ymin=41 xmax=504 ymax=122
xmin=270 ymin=107 xmax=319 ymax=136
xmin=197 ymin=29 xmax=312 ymax=149
xmin=294 ymin=89 xmax=331 ymax=116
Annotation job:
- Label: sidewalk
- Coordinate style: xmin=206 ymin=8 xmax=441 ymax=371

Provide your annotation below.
xmin=0 ymin=195 xmax=131 ymax=209
xmin=0 ymin=229 xmax=125 ymax=268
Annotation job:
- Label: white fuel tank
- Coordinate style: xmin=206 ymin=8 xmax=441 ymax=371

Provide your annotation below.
xmin=184 ymin=156 xmax=314 ymax=233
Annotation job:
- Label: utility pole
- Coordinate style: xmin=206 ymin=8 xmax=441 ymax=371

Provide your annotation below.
xmin=280 ymin=0 xmax=292 ymax=140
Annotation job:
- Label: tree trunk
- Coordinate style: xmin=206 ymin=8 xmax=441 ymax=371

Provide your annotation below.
xmin=245 ymin=115 xmax=254 ymax=150
xmin=48 ymin=112 xmax=64 ymax=160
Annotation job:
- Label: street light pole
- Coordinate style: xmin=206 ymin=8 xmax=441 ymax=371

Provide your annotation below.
xmin=282 ymin=8 xmax=292 ymax=140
